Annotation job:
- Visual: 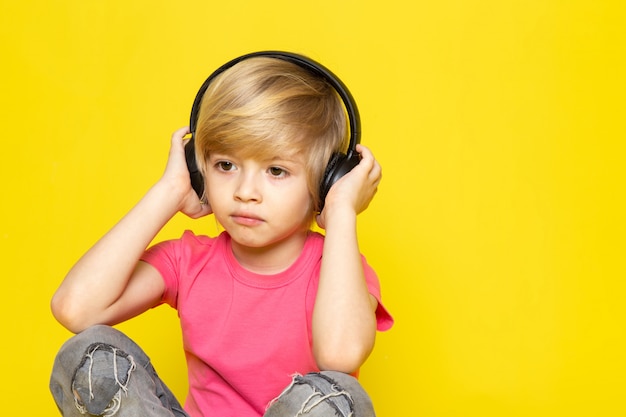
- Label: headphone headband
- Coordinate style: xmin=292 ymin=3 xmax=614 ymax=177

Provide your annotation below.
xmin=189 ymin=51 xmax=360 ymax=155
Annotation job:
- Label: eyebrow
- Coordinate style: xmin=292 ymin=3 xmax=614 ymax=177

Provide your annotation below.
xmin=268 ymin=155 xmax=302 ymax=163
xmin=210 ymin=151 xmax=304 ymax=165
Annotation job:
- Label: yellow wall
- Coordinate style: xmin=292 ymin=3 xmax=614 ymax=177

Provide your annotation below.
xmin=1 ymin=1 xmax=624 ymax=415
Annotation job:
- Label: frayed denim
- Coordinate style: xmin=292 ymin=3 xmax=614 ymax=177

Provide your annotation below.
xmin=265 ymin=372 xmax=375 ymax=417
xmin=50 ymin=325 xmax=188 ymax=416
xmin=50 ymin=325 xmax=375 ymax=416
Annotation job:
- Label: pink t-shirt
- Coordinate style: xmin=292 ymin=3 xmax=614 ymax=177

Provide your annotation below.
xmin=141 ymin=230 xmax=393 ymax=417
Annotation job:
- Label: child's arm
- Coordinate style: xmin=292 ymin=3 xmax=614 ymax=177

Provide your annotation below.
xmin=51 ymin=127 xmax=211 ymax=333
xmin=312 ymin=144 xmax=382 ymax=373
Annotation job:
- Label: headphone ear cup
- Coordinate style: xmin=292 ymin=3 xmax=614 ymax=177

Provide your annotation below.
xmin=318 ymin=152 xmax=361 ymax=211
xmin=185 ymin=136 xmax=205 ymax=199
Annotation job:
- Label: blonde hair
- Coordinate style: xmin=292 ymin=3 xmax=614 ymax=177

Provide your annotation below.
xmin=195 ymin=56 xmax=348 ymax=211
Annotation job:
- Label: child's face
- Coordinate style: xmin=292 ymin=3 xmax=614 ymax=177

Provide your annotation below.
xmin=205 ymin=150 xmax=313 ymax=250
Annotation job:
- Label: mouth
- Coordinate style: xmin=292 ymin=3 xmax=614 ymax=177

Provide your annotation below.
xmin=231 ymin=212 xmax=264 ymax=227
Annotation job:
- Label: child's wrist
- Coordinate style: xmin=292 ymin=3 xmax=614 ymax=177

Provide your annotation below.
xmin=149 ymin=178 xmax=187 ymax=211
xmin=323 ymin=204 xmax=357 ymax=228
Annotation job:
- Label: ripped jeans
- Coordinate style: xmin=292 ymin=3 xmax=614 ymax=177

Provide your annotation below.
xmin=50 ymin=325 xmax=376 ymax=417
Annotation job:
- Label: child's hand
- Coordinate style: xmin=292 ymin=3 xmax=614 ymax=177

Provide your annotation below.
xmin=161 ymin=127 xmax=212 ymax=219
xmin=316 ymin=144 xmax=381 ymax=229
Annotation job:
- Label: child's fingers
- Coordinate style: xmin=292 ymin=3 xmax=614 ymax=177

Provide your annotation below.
xmin=171 ymin=126 xmax=191 ymax=148
xmin=355 ymin=144 xmax=382 ymax=184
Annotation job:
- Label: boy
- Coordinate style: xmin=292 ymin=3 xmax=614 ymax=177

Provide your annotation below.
xmin=50 ymin=52 xmax=392 ymax=416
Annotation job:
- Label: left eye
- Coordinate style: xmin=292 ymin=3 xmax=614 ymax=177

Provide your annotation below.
xmin=269 ymin=167 xmax=285 ymax=177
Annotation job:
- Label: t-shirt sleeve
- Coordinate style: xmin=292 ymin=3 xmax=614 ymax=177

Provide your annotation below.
xmin=362 ymin=256 xmax=394 ymax=331
xmin=140 ymin=237 xmax=185 ymax=309
xmin=141 ymin=231 xmax=218 ymax=310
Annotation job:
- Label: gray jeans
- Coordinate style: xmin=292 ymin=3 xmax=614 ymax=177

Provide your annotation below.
xmin=50 ymin=325 xmax=376 ymax=417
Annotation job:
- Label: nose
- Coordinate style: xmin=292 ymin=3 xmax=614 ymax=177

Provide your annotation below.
xmin=234 ymin=171 xmax=262 ymax=203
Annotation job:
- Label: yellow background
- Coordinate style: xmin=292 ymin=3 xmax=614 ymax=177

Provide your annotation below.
xmin=1 ymin=1 xmax=624 ymax=415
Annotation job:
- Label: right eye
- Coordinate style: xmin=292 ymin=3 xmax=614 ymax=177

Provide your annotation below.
xmin=216 ymin=161 xmax=235 ymax=171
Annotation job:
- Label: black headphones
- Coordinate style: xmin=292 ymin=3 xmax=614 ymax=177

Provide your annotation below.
xmin=185 ymin=50 xmax=361 ymax=211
